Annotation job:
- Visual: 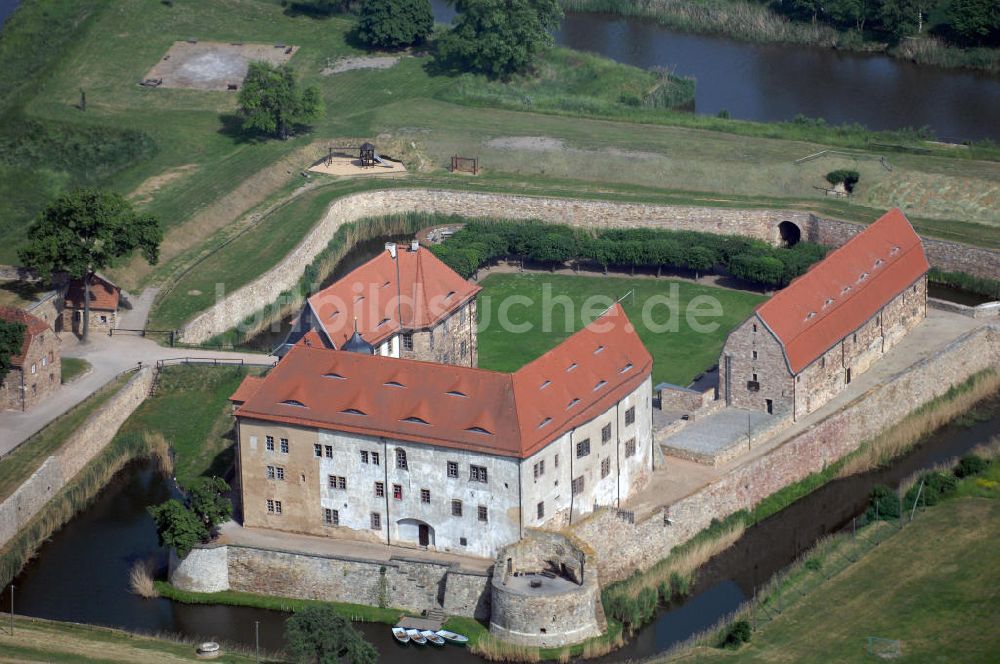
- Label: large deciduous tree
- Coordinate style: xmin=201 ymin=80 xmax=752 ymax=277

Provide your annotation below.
xmin=285 ymin=605 xmax=378 ymax=664
xmin=357 ymin=0 xmax=434 ymax=49
xmin=148 ymin=499 xmax=208 ymax=559
xmin=435 ymin=0 xmax=563 ymax=78
xmin=18 ymin=189 xmax=161 ymax=342
xmin=0 ymin=321 xmax=26 ymax=385
xmin=947 ymin=0 xmax=1000 ymax=43
xmin=237 ymin=62 xmax=323 ymax=139
xmin=187 ymin=477 xmax=234 ymax=533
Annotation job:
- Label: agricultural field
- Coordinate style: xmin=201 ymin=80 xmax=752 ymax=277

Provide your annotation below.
xmin=475 ymin=273 xmax=766 ymax=386
xmin=681 ymin=495 xmax=1000 ymax=663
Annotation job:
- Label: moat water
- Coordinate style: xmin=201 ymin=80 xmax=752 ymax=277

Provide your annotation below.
xmin=5 ymin=396 xmax=997 ymax=660
xmin=430 ymin=0 xmax=1000 ymax=142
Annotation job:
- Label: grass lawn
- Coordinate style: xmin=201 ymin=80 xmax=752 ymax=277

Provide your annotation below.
xmin=0 ymin=615 xmax=260 ymax=663
xmin=114 ymin=365 xmax=259 ymax=488
xmin=475 ymin=273 xmax=765 ymax=386
xmin=0 ymin=373 xmax=129 ymax=502
xmin=60 ymin=357 xmax=90 ymax=384
xmin=681 ymin=495 xmax=1000 ymax=663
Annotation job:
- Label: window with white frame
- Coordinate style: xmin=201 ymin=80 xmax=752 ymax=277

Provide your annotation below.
xmin=469 ymin=465 xmax=488 ymax=483
xmin=324 ymin=508 xmax=339 ymax=525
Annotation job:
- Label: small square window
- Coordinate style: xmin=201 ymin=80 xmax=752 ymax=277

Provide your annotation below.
xmin=361 ymin=451 xmax=369 ymax=464
xmin=266 ymin=465 xmax=275 ymax=480
xmin=265 ymin=436 xmax=275 ymax=452
xmin=533 ymin=460 xmax=545 ymax=479
xmin=372 ymin=451 xmax=380 ymax=466
xmin=402 ymin=333 xmax=414 ymax=351
xmin=274 ymin=500 xmax=282 ymax=515
xmin=328 ymin=475 xmax=346 ymax=490
xmin=276 ymin=467 xmax=284 ymax=481
xmin=396 ymin=449 xmax=408 ymax=470
xmin=478 ymin=505 xmax=488 ymax=522
xmin=447 ymin=461 xmax=458 ymax=478
xmin=451 ymin=500 xmax=463 ymax=517
xmin=554 ymin=454 xmax=559 ymax=468
xmin=325 ymin=445 xmax=333 ymax=458
xmin=470 ymin=465 xmax=488 ymax=483
xmin=266 ymin=499 xmax=274 ymax=513
xmin=280 ymin=438 xmax=289 ymax=454
xmin=601 ymin=458 xmax=611 ymax=478
xmin=602 ymin=424 xmax=612 ymax=443
xmin=371 ymin=512 xmax=382 ymax=530
xmin=314 ymin=444 xmax=322 ymax=458
xmin=625 ymin=438 xmax=637 ymax=458
xmin=375 ymin=481 xmax=385 ymax=497
xmin=572 ymin=476 xmax=584 ymax=495
xmin=625 ymin=407 xmax=635 ymax=426
xmin=324 ymin=508 xmax=339 ymax=526
xmin=420 ymin=489 xmax=431 ymax=503
xmin=393 ymin=484 xmax=403 ymax=500
xmin=752 ymin=350 xmax=758 ymax=360
xmin=576 ymin=439 xmax=590 ymax=458
xmin=459 ymin=537 xmax=467 ymax=546
xmin=537 ymin=501 xmax=545 ymax=519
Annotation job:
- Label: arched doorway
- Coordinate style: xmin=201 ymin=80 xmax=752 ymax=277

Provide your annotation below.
xmin=778 ymin=221 xmax=801 ymax=247
xmin=397 ymin=518 xmax=435 ymax=547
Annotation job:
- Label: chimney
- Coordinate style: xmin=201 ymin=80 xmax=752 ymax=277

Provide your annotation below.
xmin=410 ymin=239 xmax=419 ymax=252
xmin=385 ymin=242 xmax=397 ymax=259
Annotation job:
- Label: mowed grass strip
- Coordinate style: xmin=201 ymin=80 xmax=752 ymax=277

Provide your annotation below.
xmin=114 ymin=364 xmax=258 ymax=488
xmin=475 ymin=273 xmax=765 ymax=386
xmin=680 ymin=497 xmax=1000 ymax=663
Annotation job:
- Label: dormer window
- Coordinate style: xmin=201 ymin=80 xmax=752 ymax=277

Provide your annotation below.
xmin=567 ymin=398 xmax=580 ymax=409
xmin=465 ymin=426 xmax=492 ymax=435
xmin=874 ymin=259 xmax=884 ymax=268
xmin=446 ymin=390 xmax=468 ymax=398
xmin=566 ymin=362 xmax=577 ymax=372
xmin=329 ymin=310 xmax=340 ymax=318
xmin=538 ymin=417 xmax=552 ymax=429
xmin=281 ymin=399 xmax=306 ymax=407
xmin=594 ymin=380 xmax=607 ymax=391
xmin=354 ymin=295 xmax=365 ymax=303
xmin=620 ymin=362 xmax=633 ymax=374
xmin=323 ymin=372 xmax=346 ymax=380
xmin=341 ymin=408 xmax=366 ymax=415
xmin=823 ymin=298 xmax=834 ymax=308
xmin=376 ymin=318 xmax=391 ymax=328
xmin=594 ymin=345 xmax=605 ymax=354
xmin=858 ymin=272 xmax=869 ymax=282
xmin=446 ymin=291 xmax=455 ymax=299
xmin=540 ymin=379 xmax=551 ymax=390
xmin=805 ymin=311 xmax=816 ymax=320
xmin=384 ymin=380 xmax=404 ymax=388
xmin=402 ymin=416 xmax=429 ymax=425
xmin=841 ymin=285 xmax=851 ymax=294
xmin=890 ymin=245 xmax=900 ymax=255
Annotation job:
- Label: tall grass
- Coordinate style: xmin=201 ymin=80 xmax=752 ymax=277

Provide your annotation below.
xmin=129 ymin=559 xmax=159 ymax=598
xmin=838 ymin=370 xmax=1000 ymax=477
xmin=928 ymin=268 xmax=1000 ymax=300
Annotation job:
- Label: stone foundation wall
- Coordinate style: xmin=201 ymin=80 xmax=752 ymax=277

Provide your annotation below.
xmin=0 ymin=368 xmax=153 ymax=549
xmin=929 ymin=298 xmax=1000 ymax=319
xmin=573 ymin=323 xmax=1000 ymax=582
xmin=169 ymin=542 xmax=492 ymax=620
xmin=180 ymin=189 xmax=1000 ymax=343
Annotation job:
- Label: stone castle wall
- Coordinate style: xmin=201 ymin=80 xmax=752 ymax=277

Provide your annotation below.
xmin=572 ymin=323 xmax=1000 ymax=582
xmin=170 ymin=543 xmax=492 ymax=620
xmin=180 ymin=189 xmax=1000 ymax=343
xmin=0 ymin=368 xmax=153 ymax=549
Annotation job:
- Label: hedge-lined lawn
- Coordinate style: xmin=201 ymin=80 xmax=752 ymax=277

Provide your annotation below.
xmin=475 ymin=273 xmax=765 ymax=386
xmin=114 ymin=364 xmax=260 ymax=488
xmin=682 ymin=496 xmax=1000 ymax=663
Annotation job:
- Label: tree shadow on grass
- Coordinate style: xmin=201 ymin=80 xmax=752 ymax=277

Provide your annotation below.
xmin=218 ymin=113 xmax=266 ymax=144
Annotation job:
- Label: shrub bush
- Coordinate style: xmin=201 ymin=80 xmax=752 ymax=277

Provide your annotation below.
xmin=431 ymin=219 xmax=828 ymax=287
xmin=866 ymin=484 xmax=901 ymax=521
xmin=721 ymin=619 xmax=752 ymax=648
xmin=669 ymin=570 xmax=691 ymax=597
xmin=356 ymin=0 xmax=433 ymax=49
xmin=825 ymin=169 xmax=860 ymax=192
xmin=905 ymin=470 xmax=958 ymax=509
xmin=955 ymin=454 xmax=989 ymax=478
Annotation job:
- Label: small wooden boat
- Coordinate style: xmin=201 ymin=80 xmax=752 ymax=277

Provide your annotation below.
xmin=421 ymin=630 xmax=445 ymax=646
xmin=406 ymin=629 xmax=427 ymax=645
xmin=436 ymin=629 xmax=470 ymax=644
xmin=391 ymin=627 xmax=410 ymax=644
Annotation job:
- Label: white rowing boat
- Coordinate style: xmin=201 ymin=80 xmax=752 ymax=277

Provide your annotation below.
xmin=391 ymin=627 xmax=410 ymax=644
xmin=436 ymin=629 xmax=469 ymax=644
xmin=421 ymin=630 xmax=446 ymax=646
xmin=406 ymin=629 xmax=427 ymax=645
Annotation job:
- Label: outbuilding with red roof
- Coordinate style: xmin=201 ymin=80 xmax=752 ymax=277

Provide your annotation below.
xmin=0 ymin=306 xmax=61 ymax=412
xmin=62 ymin=273 xmax=120 ymax=335
xmin=719 ymin=208 xmax=929 ymax=420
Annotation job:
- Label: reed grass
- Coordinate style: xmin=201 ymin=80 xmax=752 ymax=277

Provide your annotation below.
xmin=837 ymin=370 xmax=1000 ymax=478
xmin=129 ymin=559 xmax=159 ymax=598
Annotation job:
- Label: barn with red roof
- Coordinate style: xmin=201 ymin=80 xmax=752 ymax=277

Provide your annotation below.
xmin=232 ymin=304 xmax=653 ymax=558
xmin=0 ymin=306 xmax=61 ymax=411
xmin=719 ymin=208 xmax=929 ymax=420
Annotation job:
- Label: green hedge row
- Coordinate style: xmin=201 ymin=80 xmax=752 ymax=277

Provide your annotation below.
xmin=430 ymin=219 xmax=829 ymax=288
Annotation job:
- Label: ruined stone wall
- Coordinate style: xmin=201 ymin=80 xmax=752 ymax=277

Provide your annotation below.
xmin=573 ymin=323 xmax=1000 ymax=583
xmin=182 ymin=189 xmax=997 ymax=343
xmin=169 ymin=543 xmax=492 ymax=619
xmin=0 ymin=368 xmax=153 ymax=549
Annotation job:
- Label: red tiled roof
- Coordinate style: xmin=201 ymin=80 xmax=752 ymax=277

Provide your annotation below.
xmin=0 ymin=306 xmax=50 ymax=367
xmin=230 ymin=375 xmax=266 ymax=404
xmin=756 ymin=208 xmax=929 ymax=374
xmin=64 ymin=274 xmax=119 ymax=311
xmin=235 ymin=304 xmax=652 ymax=458
xmin=307 ymin=246 xmax=480 ymax=349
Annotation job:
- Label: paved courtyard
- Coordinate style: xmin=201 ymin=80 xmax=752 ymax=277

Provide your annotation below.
xmin=660 ymin=407 xmax=779 ymax=465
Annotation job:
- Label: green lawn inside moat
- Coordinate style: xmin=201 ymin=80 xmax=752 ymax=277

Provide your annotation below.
xmin=475 ymin=273 xmax=766 ymax=386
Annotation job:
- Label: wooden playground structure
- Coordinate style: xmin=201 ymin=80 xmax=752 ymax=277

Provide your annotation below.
xmin=308 ymin=144 xmax=407 ymax=177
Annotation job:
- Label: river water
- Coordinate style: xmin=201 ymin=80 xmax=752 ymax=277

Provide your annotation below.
xmin=431 ymin=1 xmax=1000 ymax=142
xmin=5 ymin=393 xmax=997 ymax=660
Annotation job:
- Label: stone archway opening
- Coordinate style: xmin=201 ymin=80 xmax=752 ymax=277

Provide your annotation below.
xmin=778 ymin=221 xmax=801 ymax=247
xmin=397 ymin=518 xmax=434 ymax=547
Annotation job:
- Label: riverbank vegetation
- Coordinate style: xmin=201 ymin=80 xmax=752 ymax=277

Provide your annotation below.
xmin=928 ymin=267 xmax=1000 ymax=300
xmin=560 ymin=0 xmax=1000 ymax=73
